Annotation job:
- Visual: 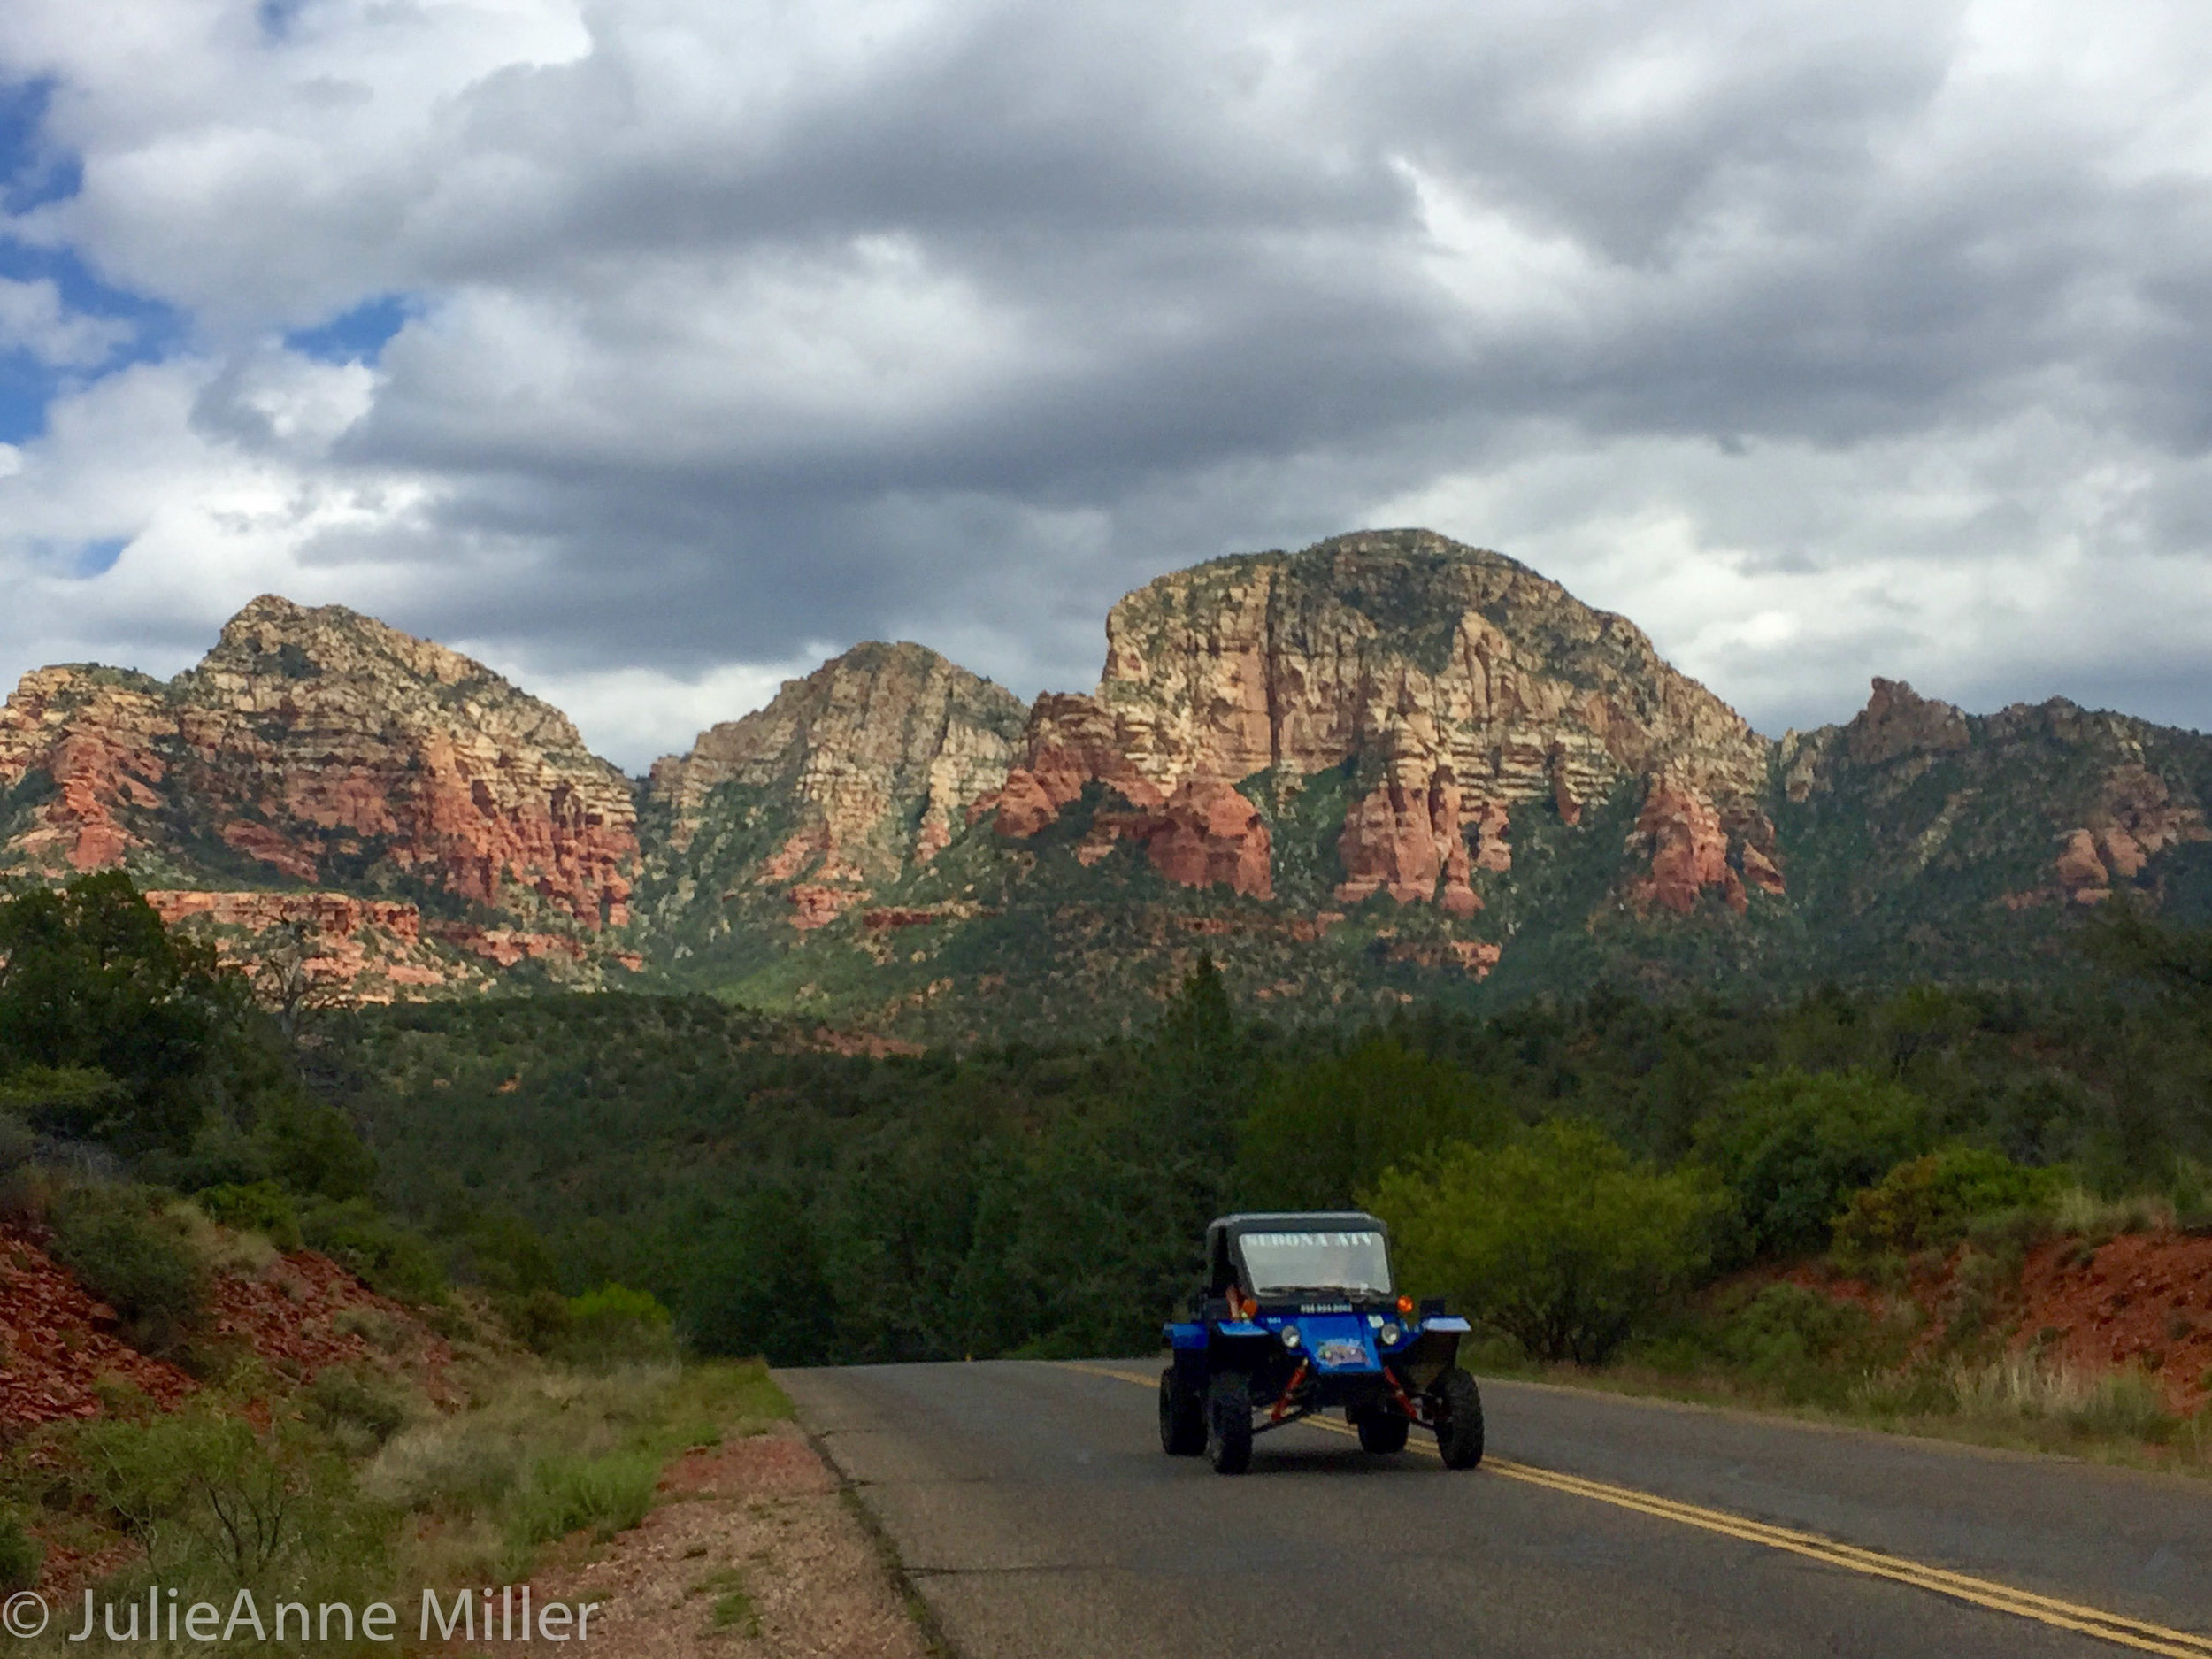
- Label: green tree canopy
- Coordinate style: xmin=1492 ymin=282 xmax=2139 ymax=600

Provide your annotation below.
xmin=1694 ymin=1067 xmax=1931 ymax=1258
xmin=0 ymin=873 xmax=224 ymax=1149
xmin=1238 ymin=1036 xmax=1512 ymax=1210
xmin=1367 ymin=1118 xmax=1724 ymax=1363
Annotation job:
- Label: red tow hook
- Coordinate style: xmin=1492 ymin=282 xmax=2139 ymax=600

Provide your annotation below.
xmin=1271 ymin=1360 xmax=1310 ymax=1422
xmin=1384 ymin=1366 xmax=1421 ymax=1423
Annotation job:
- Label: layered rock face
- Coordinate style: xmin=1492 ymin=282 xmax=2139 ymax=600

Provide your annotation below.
xmin=1782 ymin=678 xmax=2211 ymax=910
xmin=644 ymin=641 xmax=1028 ymax=928
xmin=994 ymin=529 xmax=1780 ymax=913
xmin=1 ymin=597 xmax=637 ymax=928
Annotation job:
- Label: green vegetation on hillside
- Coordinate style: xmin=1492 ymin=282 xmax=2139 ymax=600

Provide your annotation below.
xmin=330 ymin=894 xmax=2212 ymax=1384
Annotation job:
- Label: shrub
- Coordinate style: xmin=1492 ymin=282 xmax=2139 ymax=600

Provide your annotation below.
xmin=68 ymin=1405 xmax=369 ymax=1585
xmin=2054 ymin=1187 xmax=2176 ymax=1240
xmin=0 ymin=1064 xmax=124 ymax=1141
xmin=362 ymin=1425 xmax=521 ymax=1517
xmin=1367 ymin=1118 xmax=1727 ymax=1363
xmin=300 ymin=1199 xmax=444 ymax=1302
xmin=0 ymin=1109 xmax=31 ymax=1174
xmin=303 ymin=1368 xmax=410 ymax=1448
xmin=1832 ymin=1147 xmax=2065 ymax=1261
xmin=193 ymin=1179 xmax=303 ymax=1251
xmin=1695 ymin=1069 xmax=1930 ymax=1259
xmin=1650 ymin=1283 xmax=1915 ymax=1408
xmin=555 ymin=1285 xmax=679 ymax=1367
xmin=44 ymin=1185 xmax=208 ymax=1355
xmin=509 ymin=1451 xmax=659 ymax=1545
xmin=0 ymin=1509 xmax=40 ymax=1593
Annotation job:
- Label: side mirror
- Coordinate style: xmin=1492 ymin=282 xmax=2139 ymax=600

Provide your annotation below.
xmin=1419 ymin=1297 xmax=1446 ymax=1319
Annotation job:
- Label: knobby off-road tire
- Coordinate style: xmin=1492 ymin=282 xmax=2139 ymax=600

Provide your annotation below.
xmin=1206 ymin=1372 xmax=1254 ymax=1474
xmin=1160 ymin=1366 xmax=1206 ymax=1455
xmin=1357 ymin=1410 xmax=1410 ymax=1454
xmin=1432 ymin=1367 xmax=1485 ymax=1469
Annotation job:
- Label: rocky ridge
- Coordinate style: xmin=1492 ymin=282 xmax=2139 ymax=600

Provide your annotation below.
xmin=638 ymin=641 xmax=1027 ymax=933
xmin=11 ymin=534 xmax=2212 ymax=1034
xmin=1 ymin=597 xmax=641 ymax=991
xmin=988 ymin=530 xmax=1781 ymax=920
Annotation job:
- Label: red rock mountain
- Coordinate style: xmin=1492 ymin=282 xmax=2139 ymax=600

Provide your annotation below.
xmin=1 ymin=597 xmax=638 ymax=992
xmin=639 ymin=641 xmax=1028 ymax=932
xmin=988 ymin=529 xmax=1781 ymax=917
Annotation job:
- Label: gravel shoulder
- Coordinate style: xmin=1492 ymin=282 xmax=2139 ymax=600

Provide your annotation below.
xmin=497 ymin=1422 xmax=930 ymax=1659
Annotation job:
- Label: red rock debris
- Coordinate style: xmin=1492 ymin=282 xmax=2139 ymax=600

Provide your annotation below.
xmin=2013 ymin=1232 xmax=2212 ymax=1413
xmin=0 ymin=1224 xmax=194 ymax=1432
xmin=210 ymin=1250 xmax=459 ymax=1406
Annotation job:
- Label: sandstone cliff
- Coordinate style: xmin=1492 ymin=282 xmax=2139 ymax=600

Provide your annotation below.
xmin=991 ymin=529 xmax=1781 ymax=917
xmin=1 ymin=597 xmax=638 ymax=935
xmin=1779 ymin=677 xmax=2212 ymax=920
xmin=640 ymin=641 xmax=1027 ymax=930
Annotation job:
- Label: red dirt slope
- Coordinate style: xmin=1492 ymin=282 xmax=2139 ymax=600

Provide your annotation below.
xmin=2015 ymin=1232 xmax=2212 ymax=1413
xmin=0 ymin=1224 xmax=193 ymax=1430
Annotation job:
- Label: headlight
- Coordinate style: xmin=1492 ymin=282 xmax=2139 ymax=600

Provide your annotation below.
xmin=1379 ymin=1323 xmax=1402 ymax=1346
xmin=1279 ymin=1325 xmax=1302 ymax=1349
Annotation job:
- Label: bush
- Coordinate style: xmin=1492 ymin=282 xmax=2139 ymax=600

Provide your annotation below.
xmin=509 ymin=1452 xmax=659 ymax=1545
xmin=1695 ymin=1069 xmax=1930 ymax=1259
xmin=303 ymin=1368 xmax=410 ymax=1448
xmin=67 ymin=1404 xmax=371 ymax=1586
xmin=194 ymin=1179 xmax=303 ymax=1251
xmin=0 ymin=1109 xmax=32 ymax=1175
xmin=1367 ymin=1118 xmax=1727 ymax=1363
xmin=300 ymin=1199 xmax=444 ymax=1302
xmin=0 ymin=1509 xmax=40 ymax=1593
xmin=0 ymin=1064 xmax=124 ymax=1141
xmin=44 ymin=1185 xmax=209 ymax=1355
xmin=1238 ymin=1038 xmax=1513 ymax=1210
xmin=552 ymin=1285 xmax=679 ymax=1367
xmin=1647 ymin=1283 xmax=1914 ymax=1407
xmin=1832 ymin=1148 xmax=2066 ymax=1261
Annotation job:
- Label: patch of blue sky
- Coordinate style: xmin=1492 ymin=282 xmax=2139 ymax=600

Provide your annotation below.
xmin=18 ymin=536 xmax=129 ymax=580
xmin=0 ymin=77 xmax=189 ymax=442
xmin=286 ymin=292 xmax=417 ymax=365
xmin=0 ymin=79 xmax=79 ymax=214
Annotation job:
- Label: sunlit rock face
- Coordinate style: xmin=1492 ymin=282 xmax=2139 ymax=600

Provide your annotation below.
xmin=994 ymin=528 xmax=1780 ymax=913
xmin=642 ymin=640 xmax=1030 ymax=929
xmin=1 ymin=596 xmax=638 ymax=932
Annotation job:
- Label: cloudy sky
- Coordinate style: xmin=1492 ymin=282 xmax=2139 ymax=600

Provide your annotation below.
xmin=2 ymin=0 xmax=2209 ymax=769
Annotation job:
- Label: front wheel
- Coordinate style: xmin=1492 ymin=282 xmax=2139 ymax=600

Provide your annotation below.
xmin=1432 ymin=1367 xmax=1484 ymax=1469
xmin=1159 ymin=1367 xmax=1205 ymax=1455
xmin=1205 ymin=1372 xmax=1253 ymax=1474
xmin=1357 ymin=1411 xmax=1409 ymax=1454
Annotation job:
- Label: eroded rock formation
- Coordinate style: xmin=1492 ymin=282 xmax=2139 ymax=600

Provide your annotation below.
xmin=645 ymin=641 xmax=1028 ymax=927
xmin=994 ymin=529 xmax=1778 ymax=914
xmin=2 ymin=597 xmax=638 ymax=928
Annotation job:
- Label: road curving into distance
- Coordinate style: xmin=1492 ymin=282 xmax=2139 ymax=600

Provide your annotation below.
xmin=779 ymin=1360 xmax=2212 ymax=1659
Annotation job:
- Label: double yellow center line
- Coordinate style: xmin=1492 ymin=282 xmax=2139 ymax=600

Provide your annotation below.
xmin=1065 ymin=1363 xmax=2212 ymax=1657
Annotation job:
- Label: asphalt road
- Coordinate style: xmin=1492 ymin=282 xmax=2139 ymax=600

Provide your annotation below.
xmin=779 ymin=1361 xmax=2212 ymax=1659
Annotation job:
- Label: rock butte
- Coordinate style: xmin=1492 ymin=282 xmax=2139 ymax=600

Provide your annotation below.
xmin=987 ymin=530 xmax=1778 ymax=916
xmin=7 ymin=529 xmax=2210 ymax=1016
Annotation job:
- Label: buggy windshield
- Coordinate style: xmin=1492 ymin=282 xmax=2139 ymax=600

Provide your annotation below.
xmin=1236 ymin=1229 xmax=1393 ymax=1297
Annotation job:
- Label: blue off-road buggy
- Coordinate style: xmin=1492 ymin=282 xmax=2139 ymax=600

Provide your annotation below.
xmin=1159 ymin=1211 xmax=1483 ymax=1475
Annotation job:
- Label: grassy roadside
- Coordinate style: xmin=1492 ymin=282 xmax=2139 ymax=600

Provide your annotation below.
xmin=4 ymin=1313 xmax=797 ymax=1657
xmin=1462 ymin=1318 xmax=2212 ymax=1479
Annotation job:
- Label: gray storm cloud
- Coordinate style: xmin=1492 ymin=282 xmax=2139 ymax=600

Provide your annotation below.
xmin=1 ymin=0 xmax=2208 ymax=769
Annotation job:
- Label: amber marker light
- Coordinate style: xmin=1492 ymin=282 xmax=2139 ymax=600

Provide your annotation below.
xmin=1396 ymin=1295 xmax=1414 ymax=1316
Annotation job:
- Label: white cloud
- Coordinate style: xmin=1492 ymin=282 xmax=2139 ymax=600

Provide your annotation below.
xmin=4 ymin=0 xmax=2212 ymax=755
xmin=0 ymin=276 xmax=130 ymax=366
